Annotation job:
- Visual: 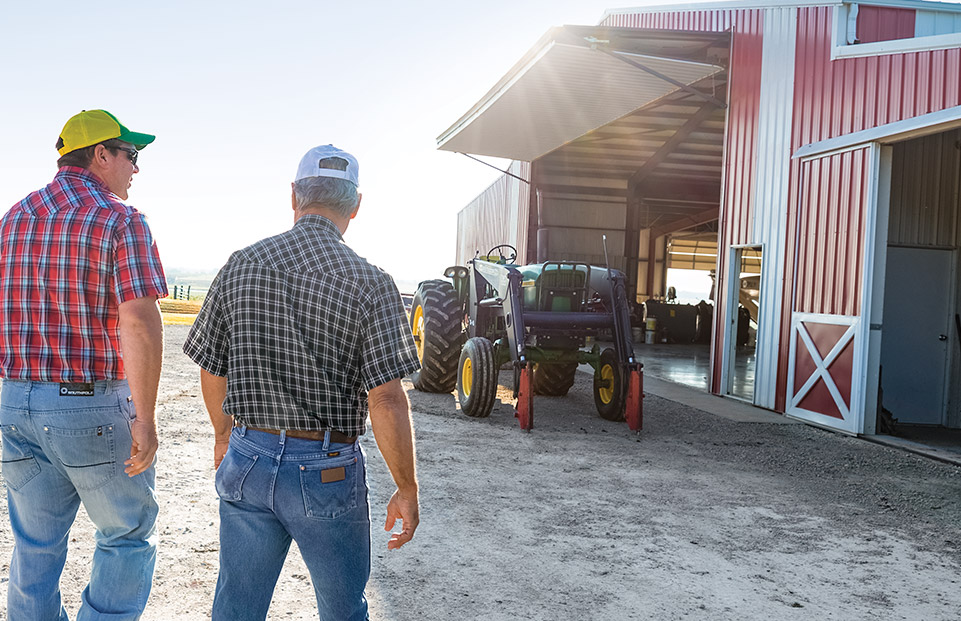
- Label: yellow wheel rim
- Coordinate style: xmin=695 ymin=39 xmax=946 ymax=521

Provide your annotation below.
xmin=598 ymin=364 xmax=615 ymax=404
xmin=412 ymin=305 xmax=425 ymax=363
xmin=462 ymin=357 xmax=473 ymax=397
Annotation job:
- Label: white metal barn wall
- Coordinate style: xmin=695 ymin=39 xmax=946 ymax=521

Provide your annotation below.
xmin=455 ymin=161 xmax=530 ymax=266
xmin=750 ymin=7 xmax=798 ymax=409
xmin=537 ymin=195 xmax=628 ymax=271
xmin=916 ymin=9 xmax=961 ymax=35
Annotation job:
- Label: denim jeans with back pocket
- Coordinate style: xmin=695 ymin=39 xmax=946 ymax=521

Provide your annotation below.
xmin=0 ymin=380 xmax=158 ymax=621
xmin=211 ymin=426 xmax=370 ymax=621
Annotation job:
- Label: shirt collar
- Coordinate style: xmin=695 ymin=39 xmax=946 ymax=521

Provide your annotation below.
xmin=56 ymin=166 xmax=110 ymax=192
xmin=294 ymin=213 xmax=344 ymax=240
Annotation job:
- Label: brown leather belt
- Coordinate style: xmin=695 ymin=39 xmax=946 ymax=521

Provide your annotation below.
xmin=239 ymin=424 xmax=356 ymax=444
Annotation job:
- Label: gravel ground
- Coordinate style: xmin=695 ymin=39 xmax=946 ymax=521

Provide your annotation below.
xmin=1 ymin=324 xmax=960 ymax=620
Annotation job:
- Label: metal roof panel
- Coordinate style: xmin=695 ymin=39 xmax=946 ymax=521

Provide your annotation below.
xmin=436 ymin=26 xmax=727 ymax=161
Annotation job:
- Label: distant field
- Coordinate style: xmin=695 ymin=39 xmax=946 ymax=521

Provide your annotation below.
xmin=159 ymin=299 xmax=202 ymax=314
xmin=159 ymin=298 xmax=202 ymax=326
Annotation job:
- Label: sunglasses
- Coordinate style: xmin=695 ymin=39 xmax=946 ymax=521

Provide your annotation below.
xmin=110 ymin=145 xmax=139 ymax=165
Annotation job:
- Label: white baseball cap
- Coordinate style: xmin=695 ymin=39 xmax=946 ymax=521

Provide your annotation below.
xmin=294 ymin=144 xmax=359 ymax=186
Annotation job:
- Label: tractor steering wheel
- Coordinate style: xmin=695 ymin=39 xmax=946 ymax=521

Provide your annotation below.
xmin=487 ymin=244 xmax=517 ymax=264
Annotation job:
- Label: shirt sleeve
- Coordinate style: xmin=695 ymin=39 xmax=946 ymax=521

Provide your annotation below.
xmin=359 ymin=272 xmax=420 ymax=391
xmin=113 ymin=212 xmax=168 ymax=303
xmin=183 ymin=265 xmax=231 ymax=377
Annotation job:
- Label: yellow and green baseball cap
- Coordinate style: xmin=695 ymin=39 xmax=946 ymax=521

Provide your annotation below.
xmin=57 ymin=109 xmax=155 ymax=156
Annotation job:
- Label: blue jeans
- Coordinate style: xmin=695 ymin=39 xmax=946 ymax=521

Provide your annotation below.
xmin=212 ymin=427 xmax=371 ymax=621
xmin=0 ymin=380 xmax=158 ymax=621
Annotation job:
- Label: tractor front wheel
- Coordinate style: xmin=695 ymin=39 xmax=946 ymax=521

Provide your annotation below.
xmin=457 ymin=337 xmax=498 ymax=418
xmin=593 ymin=348 xmax=625 ymax=421
xmin=532 ymin=363 xmax=578 ymax=396
xmin=410 ymin=279 xmax=462 ymax=393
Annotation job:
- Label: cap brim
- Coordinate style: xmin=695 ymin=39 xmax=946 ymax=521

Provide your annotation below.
xmin=118 ymin=130 xmax=155 ymax=150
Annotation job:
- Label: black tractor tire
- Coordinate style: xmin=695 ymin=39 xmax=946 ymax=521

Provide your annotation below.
xmin=409 ymin=279 xmax=462 ymax=393
xmin=593 ymin=348 xmax=626 ymax=421
xmin=532 ymin=363 xmax=578 ymax=396
xmin=457 ymin=337 xmax=499 ymax=418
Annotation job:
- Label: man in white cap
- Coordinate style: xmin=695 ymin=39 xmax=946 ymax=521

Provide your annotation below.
xmin=184 ymin=145 xmax=420 ymax=620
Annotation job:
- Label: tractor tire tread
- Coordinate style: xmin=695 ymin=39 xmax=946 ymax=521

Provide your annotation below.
xmin=532 ymin=362 xmax=578 ymax=396
xmin=410 ymin=280 xmax=462 ymax=393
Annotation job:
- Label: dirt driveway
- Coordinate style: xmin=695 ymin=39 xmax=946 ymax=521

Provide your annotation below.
xmin=2 ymin=325 xmax=960 ymax=620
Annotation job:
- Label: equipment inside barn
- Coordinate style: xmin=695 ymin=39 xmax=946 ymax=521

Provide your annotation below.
xmin=409 ymin=244 xmax=642 ymax=432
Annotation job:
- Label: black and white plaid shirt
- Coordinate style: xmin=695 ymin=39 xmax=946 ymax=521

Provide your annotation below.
xmin=183 ymin=214 xmax=418 ymax=436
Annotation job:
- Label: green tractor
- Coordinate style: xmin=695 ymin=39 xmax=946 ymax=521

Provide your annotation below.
xmin=409 ymin=244 xmax=643 ymax=432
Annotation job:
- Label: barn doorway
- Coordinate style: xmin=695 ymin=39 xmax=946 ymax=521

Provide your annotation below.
xmin=874 ymin=129 xmax=961 ymax=454
xmin=879 ymin=247 xmax=953 ymax=426
xmin=727 ymin=245 xmax=761 ymax=401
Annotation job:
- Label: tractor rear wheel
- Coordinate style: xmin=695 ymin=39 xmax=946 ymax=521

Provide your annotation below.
xmin=457 ymin=337 xmax=498 ymax=418
xmin=593 ymin=348 xmax=626 ymax=421
xmin=532 ymin=362 xmax=578 ymax=396
xmin=409 ymin=279 xmax=462 ymax=393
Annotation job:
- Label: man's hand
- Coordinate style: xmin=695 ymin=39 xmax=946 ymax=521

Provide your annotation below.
xmin=384 ymin=488 xmax=419 ymax=550
xmin=213 ymin=435 xmax=230 ymax=469
xmin=125 ymin=418 xmax=158 ymax=476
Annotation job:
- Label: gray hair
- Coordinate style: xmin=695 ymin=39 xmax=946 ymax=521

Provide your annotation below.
xmin=293 ymin=177 xmax=359 ymax=217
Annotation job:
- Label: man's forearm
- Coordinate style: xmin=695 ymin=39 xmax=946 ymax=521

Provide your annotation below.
xmin=118 ymin=298 xmax=164 ymax=421
xmin=200 ymin=369 xmax=231 ymax=438
xmin=368 ymin=379 xmax=419 ymax=549
xmin=368 ymin=379 xmax=417 ymax=492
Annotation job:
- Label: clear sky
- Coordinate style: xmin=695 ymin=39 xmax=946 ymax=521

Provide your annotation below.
xmin=0 ymin=0 xmax=689 ymax=291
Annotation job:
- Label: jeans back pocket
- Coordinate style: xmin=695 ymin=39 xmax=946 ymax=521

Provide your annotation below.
xmin=215 ymin=447 xmax=258 ymax=502
xmin=1 ymin=425 xmax=41 ymax=490
xmin=299 ymin=456 xmax=359 ymax=520
xmin=43 ymin=422 xmax=118 ymax=491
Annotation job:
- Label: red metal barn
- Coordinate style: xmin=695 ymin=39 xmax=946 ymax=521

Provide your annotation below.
xmin=438 ymin=0 xmax=961 ymax=437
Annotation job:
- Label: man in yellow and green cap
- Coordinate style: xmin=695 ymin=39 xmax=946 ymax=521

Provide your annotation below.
xmin=0 ymin=110 xmax=168 ymax=620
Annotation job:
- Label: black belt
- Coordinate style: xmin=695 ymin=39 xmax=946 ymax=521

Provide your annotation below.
xmin=237 ymin=423 xmax=356 ymax=444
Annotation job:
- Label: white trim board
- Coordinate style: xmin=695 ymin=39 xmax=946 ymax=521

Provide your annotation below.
xmin=793 ymin=105 xmax=961 ymax=160
xmin=835 ymin=30 xmax=961 ymax=58
xmin=751 ymin=5 xmax=797 ymax=410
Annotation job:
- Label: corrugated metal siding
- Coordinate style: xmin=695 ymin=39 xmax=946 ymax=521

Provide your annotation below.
xmin=723 ymin=10 xmax=764 ymax=250
xmin=777 ymin=5 xmax=961 ymax=411
xmin=794 ymin=6 xmax=961 ymax=143
xmin=455 ymin=161 xmax=530 ymax=265
xmin=857 ymin=6 xmax=916 ymax=44
xmin=793 ymin=147 xmax=869 ymax=317
xmin=603 ymin=9 xmax=734 ymax=31
xmin=888 ymin=129 xmax=961 ymax=246
xmin=752 ymin=7 xmax=798 ymax=408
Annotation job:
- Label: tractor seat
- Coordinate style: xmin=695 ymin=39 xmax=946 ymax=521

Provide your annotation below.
xmin=536 ymin=264 xmax=588 ymax=312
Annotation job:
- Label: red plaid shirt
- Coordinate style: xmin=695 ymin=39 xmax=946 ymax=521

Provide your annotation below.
xmin=0 ymin=166 xmax=168 ymax=381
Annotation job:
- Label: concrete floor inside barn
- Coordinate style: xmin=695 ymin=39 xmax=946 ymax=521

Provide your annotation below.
xmin=625 ymin=341 xmax=961 ymax=466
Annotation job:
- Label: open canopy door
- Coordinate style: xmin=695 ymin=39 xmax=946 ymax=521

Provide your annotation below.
xmin=437 ymin=26 xmax=727 ymax=162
